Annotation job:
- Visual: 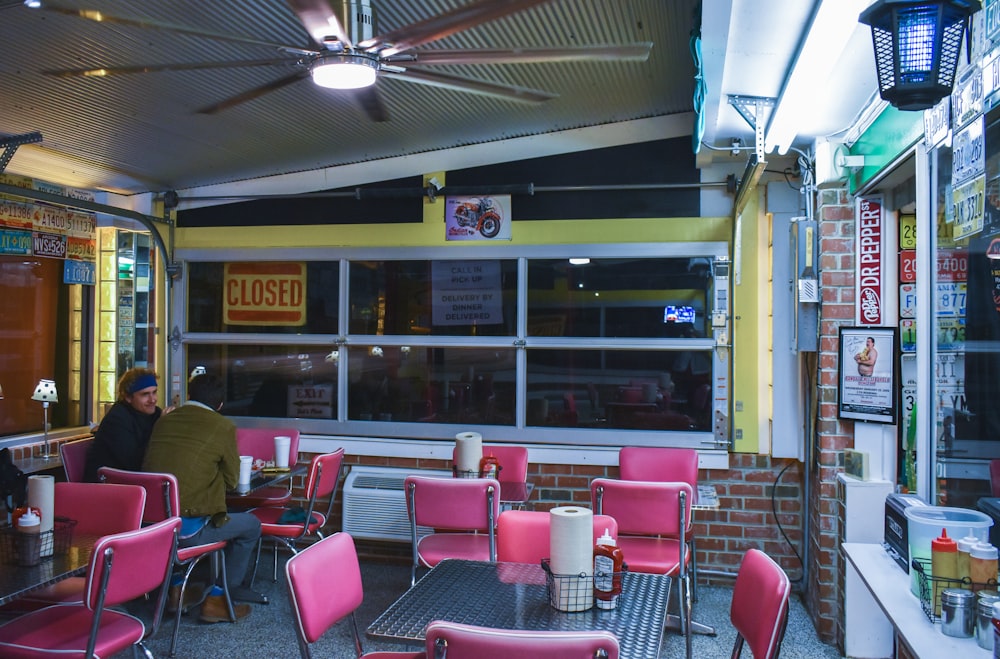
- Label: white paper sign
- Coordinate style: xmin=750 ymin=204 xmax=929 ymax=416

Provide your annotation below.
xmin=431 ymin=260 xmax=503 ymax=326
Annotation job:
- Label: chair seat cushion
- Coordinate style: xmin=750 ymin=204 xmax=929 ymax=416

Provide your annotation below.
xmin=417 ymin=533 xmax=493 ymax=567
xmin=16 ymin=577 xmax=85 ymax=605
xmin=177 ymin=540 xmax=227 ymax=563
xmin=226 ymin=487 xmax=292 ymax=509
xmin=0 ymin=602 xmax=145 ymax=658
xmin=252 ymin=506 xmax=326 ymax=537
xmin=615 ymin=536 xmax=688 ymax=576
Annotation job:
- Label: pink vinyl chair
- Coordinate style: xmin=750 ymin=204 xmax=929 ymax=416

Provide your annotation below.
xmin=425 ymin=621 xmax=619 ymax=659
xmin=730 ymin=549 xmax=791 ymax=659
xmin=228 ymin=428 xmax=301 ymax=508
xmin=54 ymin=481 xmax=146 ymax=536
xmin=452 ymin=444 xmax=529 ymax=482
xmin=14 ymin=482 xmax=146 ymax=608
xmin=286 ymin=532 xmax=424 ymax=659
xmin=591 ymin=477 xmax=694 ymax=659
xmin=250 ymin=449 xmax=345 ymax=586
xmin=59 ymin=437 xmax=94 ymax=482
xmin=0 ymin=516 xmax=180 ymax=659
xmin=618 ymin=446 xmax=700 ymax=598
xmin=405 ymin=475 xmax=500 ymax=586
xmin=98 ymin=466 xmax=236 ymax=657
xmin=497 ymin=509 xmax=618 ymax=565
xmin=990 ymin=459 xmax=1000 ymax=497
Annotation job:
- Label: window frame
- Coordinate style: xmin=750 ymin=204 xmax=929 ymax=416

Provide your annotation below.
xmin=174 ymin=242 xmax=729 ymax=449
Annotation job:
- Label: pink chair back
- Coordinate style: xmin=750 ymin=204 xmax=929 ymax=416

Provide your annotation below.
xmin=589 ymin=478 xmax=691 ymax=538
xmin=991 ymin=459 xmax=1000 ymax=497
xmin=619 ymin=446 xmax=698 ymax=487
xmin=60 ymin=437 xmax=94 ymax=482
xmin=425 ymin=621 xmax=620 ymax=659
xmin=405 ymin=476 xmax=501 ymax=531
xmin=303 ymin=449 xmax=345 ymax=517
xmin=452 ymin=444 xmax=529 ymax=482
xmin=286 ymin=532 xmax=363 ymax=646
xmin=497 ymin=510 xmax=618 ymax=564
xmin=98 ymin=467 xmax=178 ymax=524
xmin=54 ymin=481 xmax=145 ymax=536
xmin=85 ymin=517 xmax=180 ymax=611
xmin=236 ymin=428 xmax=300 ymax=464
xmin=731 ymin=549 xmax=791 ymax=659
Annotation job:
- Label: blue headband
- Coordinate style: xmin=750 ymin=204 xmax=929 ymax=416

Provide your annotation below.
xmin=128 ymin=374 xmax=158 ymax=394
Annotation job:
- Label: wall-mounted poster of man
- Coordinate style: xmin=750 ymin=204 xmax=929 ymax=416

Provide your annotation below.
xmin=839 ymin=326 xmax=898 ymax=424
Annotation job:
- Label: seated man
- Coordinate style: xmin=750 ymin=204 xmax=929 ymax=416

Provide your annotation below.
xmin=143 ymin=373 xmax=264 ymax=623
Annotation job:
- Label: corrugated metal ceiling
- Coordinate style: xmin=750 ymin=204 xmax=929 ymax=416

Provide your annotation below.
xmin=0 ymin=0 xmax=693 ymax=196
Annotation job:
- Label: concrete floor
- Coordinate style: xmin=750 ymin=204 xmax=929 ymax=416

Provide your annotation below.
xmin=122 ymin=552 xmax=843 ymax=659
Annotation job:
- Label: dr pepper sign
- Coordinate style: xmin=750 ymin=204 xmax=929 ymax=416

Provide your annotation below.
xmin=224 ymin=262 xmax=306 ymax=326
xmin=856 ymin=195 xmax=884 ymax=325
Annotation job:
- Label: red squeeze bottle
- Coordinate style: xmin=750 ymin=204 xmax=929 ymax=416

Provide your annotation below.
xmin=594 ymin=528 xmax=624 ymax=610
xmin=479 ymin=453 xmax=500 ymax=479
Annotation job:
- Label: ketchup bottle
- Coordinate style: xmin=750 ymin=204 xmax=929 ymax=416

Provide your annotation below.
xmin=479 ymin=452 xmax=500 ymax=479
xmin=594 ymin=528 xmax=623 ymax=610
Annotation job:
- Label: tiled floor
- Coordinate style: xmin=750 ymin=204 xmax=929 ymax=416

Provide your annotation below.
xmin=126 ymin=555 xmax=843 ymax=659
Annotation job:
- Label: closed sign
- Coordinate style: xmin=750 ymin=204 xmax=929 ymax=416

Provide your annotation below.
xmin=224 ymin=262 xmax=306 ymax=326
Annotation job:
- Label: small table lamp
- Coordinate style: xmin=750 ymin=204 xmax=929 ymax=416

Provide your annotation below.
xmin=31 ymin=379 xmax=58 ymax=460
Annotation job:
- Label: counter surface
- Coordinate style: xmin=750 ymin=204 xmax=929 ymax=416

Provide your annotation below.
xmin=842 ymin=542 xmax=989 ymax=658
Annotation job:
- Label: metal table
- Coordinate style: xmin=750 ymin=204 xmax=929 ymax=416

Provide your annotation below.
xmin=0 ymin=533 xmax=99 ymax=606
xmin=367 ymin=559 xmax=671 ymax=659
xmin=228 ymin=463 xmax=307 ymax=496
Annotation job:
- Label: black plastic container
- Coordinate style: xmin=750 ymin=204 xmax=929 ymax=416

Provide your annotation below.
xmin=884 ymin=492 xmax=926 ymax=573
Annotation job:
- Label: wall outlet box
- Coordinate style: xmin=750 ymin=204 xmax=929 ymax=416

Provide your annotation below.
xmin=844 ymin=449 xmax=870 ymax=481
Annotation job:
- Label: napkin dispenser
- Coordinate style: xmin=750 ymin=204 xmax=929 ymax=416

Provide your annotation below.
xmin=883 ymin=492 xmax=926 ymax=573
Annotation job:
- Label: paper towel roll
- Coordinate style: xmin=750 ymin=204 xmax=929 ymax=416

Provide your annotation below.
xmin=27 ymin=475 xmax=55 ymax=557
xmin=454 ymin=431 xmax=483 ymax=475
xmin=549 ymin=506 xmax=594 ymax=611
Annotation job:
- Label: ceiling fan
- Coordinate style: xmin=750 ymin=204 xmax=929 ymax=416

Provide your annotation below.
xmin=29 ymin=0 xmax=653 ymax=122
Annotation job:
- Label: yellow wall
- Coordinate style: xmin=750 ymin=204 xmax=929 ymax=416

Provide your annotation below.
xmin=730 ymin=188 xmax=762 ymax=453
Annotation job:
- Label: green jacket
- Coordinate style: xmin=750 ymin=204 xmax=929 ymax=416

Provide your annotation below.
xmin=143 ymin=402 xmax=238 ymax=518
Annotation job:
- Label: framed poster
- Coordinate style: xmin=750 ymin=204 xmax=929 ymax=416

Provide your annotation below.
xmin=838 ymin=326 xmax=899 ymax=424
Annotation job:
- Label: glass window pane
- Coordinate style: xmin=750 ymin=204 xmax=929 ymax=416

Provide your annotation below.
xmin=527 ymin=257 xmax=712 ymax=338
xmin=526 ymin=349 xmax=712 ymax=431
xmin=935 ymin=113 xmax=1000 ymax=507
xmin=347 ymin=345 xmax=515 ymax=424
xmin=349 ymin=259 xmax=517 ymax=336
xmin=187 ymin=262 xmax=339 ymax=334
xmin=186 ymin=344 xmax=338 ymax=419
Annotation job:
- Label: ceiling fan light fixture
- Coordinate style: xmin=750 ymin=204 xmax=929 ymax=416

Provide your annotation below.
xmin=311 ymin=53 xmax=378 ymax=89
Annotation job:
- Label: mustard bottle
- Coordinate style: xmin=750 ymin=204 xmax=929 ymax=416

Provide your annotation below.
xmin=932 ymin=528 xmax=959 ymax=617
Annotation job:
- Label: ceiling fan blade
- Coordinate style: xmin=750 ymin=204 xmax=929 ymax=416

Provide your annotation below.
xmin=196 ymin=72 xmax=308 ymax=115
xmin=354 ymin=86 xmax=390 ymax=123
xmin=31 ymin=1 xmax=314 ymax=53
xmin=382 ymin=68 xmax=556 ymax=103
xmin=364 ymin=0 xmax=555 ymax=56
xmin=404 ymin=43 xmax=654 ymax=66
xmin=43 ymin=58 xmax=296 ymax=78
xmin=286 ymin=0 xmax=352 ymax=49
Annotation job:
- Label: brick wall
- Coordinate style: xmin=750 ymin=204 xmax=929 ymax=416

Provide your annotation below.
xmin=295 ymin=450 xmax=807 ymax=586
xmin=810 ymin=185 xmax=857 ymax=648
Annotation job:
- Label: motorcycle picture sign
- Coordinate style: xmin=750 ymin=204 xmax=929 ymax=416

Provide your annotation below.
xmin=445 ymin=195 xmax=511 ymax=241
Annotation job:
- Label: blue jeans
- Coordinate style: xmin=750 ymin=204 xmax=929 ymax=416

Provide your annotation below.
xmin=180 ymin=512 xmax=261 ymax=589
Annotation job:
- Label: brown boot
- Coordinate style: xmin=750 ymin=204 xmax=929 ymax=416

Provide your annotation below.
xmin=199 ymin=594 xmax=251 ymax=623
xmin=167 ymin=583 xmax=205 ymax=614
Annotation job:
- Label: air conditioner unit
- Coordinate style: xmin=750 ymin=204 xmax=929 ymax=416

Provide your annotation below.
xmin=342 ymin=466 xmax=451 ymax=542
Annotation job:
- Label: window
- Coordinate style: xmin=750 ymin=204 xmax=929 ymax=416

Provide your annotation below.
xmin=179 ymin=245 xmax=727 ymax=446
xmin=928 ymin=110 xmax=1000 ymax=507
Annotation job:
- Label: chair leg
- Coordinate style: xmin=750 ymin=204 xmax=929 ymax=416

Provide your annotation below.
xmin=169 ymin=551 xmax=235 ymax=657
xmin=249 ymin=537 xmax=264 ymax=589
xmin=690 ymin=537 xmax=698 ymax=602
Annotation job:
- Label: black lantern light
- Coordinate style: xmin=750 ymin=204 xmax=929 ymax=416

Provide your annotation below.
xmin=859 ymin=0 xmax=981 ymax=111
